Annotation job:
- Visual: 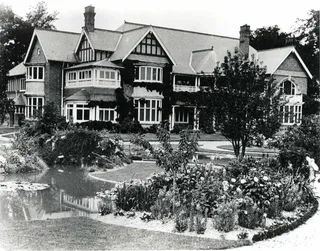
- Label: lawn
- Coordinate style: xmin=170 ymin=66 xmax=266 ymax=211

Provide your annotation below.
xmin=0 ymin=127 xmax=18 ymax=135
xmin=90 ymin=161 xmax=162 ymax=183
xmin=0 ymin=217 xmax=250 ymax=250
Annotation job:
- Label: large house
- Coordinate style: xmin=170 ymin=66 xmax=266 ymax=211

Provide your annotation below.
xmin=6 ymin=6 xmax=313 ymax=129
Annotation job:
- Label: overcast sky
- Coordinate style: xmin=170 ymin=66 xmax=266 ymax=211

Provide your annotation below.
xmin=1 ymin=0 xmax=319 ymax=37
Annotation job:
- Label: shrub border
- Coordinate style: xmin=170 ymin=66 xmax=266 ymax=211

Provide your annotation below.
xmin=252 ymin=197 xmax=319 ymax=242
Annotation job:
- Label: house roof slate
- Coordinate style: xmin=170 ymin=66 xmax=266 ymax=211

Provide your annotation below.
xmin=65 ymin=59 xmax=123 ymax=70
xmin=191 ymin=49 xmax=217 ymax=74
xmin=86 ymin=29 xmax=122 ymax=51
xmin=65 ymin=87 xmax=117 ymax=102
xmin=8 ymin=62 xmax=26 ymax=76
xmin=32 ymin=29 xmax=80 ymax=63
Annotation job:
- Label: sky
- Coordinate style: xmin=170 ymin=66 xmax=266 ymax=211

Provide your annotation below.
xmin=1 ymin=0 xmax=319 ymax=38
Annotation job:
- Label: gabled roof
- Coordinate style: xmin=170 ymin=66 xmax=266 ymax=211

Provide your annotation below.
xmin=65 ymin=89 xmax=90 ymax=101
xmin=87 ymin=29 xmax=122 ymax=51
xmin=65 ymin=59 xmax=123 ymax=70
xmin=257 ymin=46 xmax=313 ymax=78
xmin=8 ymin=62 xmax=26 ymax=77
xmin=116 ymin=22 xmax=145 ymax=32
xmin=13 ymin=94 xmax=27 ymax=106
xmin=191 ymin=48 xmax=217 ymax=74
xmin=24 ymin=29 xmax=80 ymax=63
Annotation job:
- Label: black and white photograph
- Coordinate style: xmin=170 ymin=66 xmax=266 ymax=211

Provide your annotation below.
xmin=0 ymin=0 xmax=319 ymax=250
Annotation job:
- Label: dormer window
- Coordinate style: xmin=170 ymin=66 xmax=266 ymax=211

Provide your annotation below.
xmin=280 ymin=80 xmax=295 ymax=95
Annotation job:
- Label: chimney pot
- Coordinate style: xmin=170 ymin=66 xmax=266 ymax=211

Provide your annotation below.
xmin=84 ymin=5 xmax=95 ymax=32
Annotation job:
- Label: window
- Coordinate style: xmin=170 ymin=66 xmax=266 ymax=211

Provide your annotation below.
xmin=26 ymin=66 xmax=44 ymax=80
xmin=68 ymin=72 xmax=77 ymax=82
xmin=281 ymin=105 xmax=302 ymax=124
xmin=7 ymin=78 xmax=25 ymax=91
xmin=76 ymin=104 xmax=90 ymax=122
xmin=99 ymin=108 xmax=117 ymax=122
xmin=134 ymin=66 xmax=162 ymax=82
xmin=26 ymin=97 xmax=44 ymax=118
xmin=175 ymin=75 xmax=195 ymax=86
xmin=134 ymin=99 xmax=162 ymax=123
xmin=15 ymin=106 xmax=25 ymax=114
xmin=175 ymin=107 xmax=189 ymax=123
xmin=280 ymin=80 xmax=296 ymax=95
xmin=78 ymin=70 xmax=92 ymax=80
xmin=133 ymin=33 xmax=166 ymax=56
xmin=20 ymin=78 xmax=26 ymax=91
xmin=98 ymin=69 xmax=119 ymax=80
xmin=66 ymin=104 xmax=74 ymax=122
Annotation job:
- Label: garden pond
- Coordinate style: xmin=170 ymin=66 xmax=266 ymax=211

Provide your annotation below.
xmin=0 ymin=166 xmax=115 ymax=222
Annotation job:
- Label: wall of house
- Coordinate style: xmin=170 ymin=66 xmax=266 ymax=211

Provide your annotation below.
xmin=46 ymin=61 xmax=63 ymax=114
xmin=274 ymin=52 xmax=308 ymax=95
xmin=27 ymin=38 xmax=46 ymax=64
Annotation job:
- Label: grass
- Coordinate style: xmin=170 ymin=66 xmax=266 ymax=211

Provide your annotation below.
xmin=0 ymin=127 xmax=18 ymax=135
xmin=0 ymin=217 xmax=250 ymax=250
xmin=217 ymin=145 xmax=279 ymax=154
xmin=90 ymin=161 xmax=163 ymax=182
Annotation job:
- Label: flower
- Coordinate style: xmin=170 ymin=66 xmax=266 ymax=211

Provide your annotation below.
xmin=240 ymin=179 xmax=246 ymax=184
xmin=236 ymin=187 xmax=242 ymax=193
xmin=200 ymin=177 xmax=204 ymax=181
xmin=231 ymin=178 xmax=236 ymax=183
xmin=263 ymin=176 xmax=269 ymax=181
xmin=254 ymin=177 xmax=259 ymax=183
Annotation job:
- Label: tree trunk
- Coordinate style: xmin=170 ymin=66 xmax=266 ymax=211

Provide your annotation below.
xmin=232 ymin=140 xmax=241 ymax=158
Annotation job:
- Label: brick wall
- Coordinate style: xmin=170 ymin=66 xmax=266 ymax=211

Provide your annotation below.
xmin=45 ymin=61 xmax=63 ymax=115
xmin=278 ymin=53 xmax=304 ymax=72
xmin=27 ymin=38 xmax=46 ymax=64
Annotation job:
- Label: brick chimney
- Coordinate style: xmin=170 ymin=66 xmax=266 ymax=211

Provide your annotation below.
xmin=84 ymin=5 xmax=95 ymax=32
xmin=239 ymin=24 xmax=250 ymax=57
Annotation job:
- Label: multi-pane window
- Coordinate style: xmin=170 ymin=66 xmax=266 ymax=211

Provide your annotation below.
xmin=77 ymin=36 xmax=95 ymax=62
xmin=68 ymin=72 xmax=77 ymax=82
xmin=99 ymin=108 xmax=117 ymax=122
xmin=26 ymin=97 xmax=44 ymax=118
xmin=280 ymin=80 xmax=296 ymax=95
xmin=27 ymin=66 xmax=44 ymax=80
xmin=76 ymin=104 xmax=90 ymax=122
xmin=66 ymin=104 xmax=74 ymax=122
xmin=133 ymin=33 xmax=166 ymax=56
xmin=134 ymin=66 xmax=162 ymax=82
xmin=15 ymin=106 xmax=25 ymax=114
xmin=134 ymin=99 xmax=162 ymax=123
xmin=175 ymin=107 xmax=189 ymax=123
xmin=7 ymin=78 xmax=26 ymax=92
xmin=282 ymin=105 xmax=302 ymax=124
xmin=79 ymin=70 xmax=92 ymax=80
xmin=99 ymin=70 xmax=117 ymax=80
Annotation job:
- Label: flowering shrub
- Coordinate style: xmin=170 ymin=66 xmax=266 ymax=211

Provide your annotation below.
xmin=213 ymin=200 xmax=237 ymax=232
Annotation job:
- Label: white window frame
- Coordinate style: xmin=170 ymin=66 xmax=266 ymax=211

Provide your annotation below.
xmin=75 ymin=103 xmax=90 ymax=122
xmin=99 ymin=107 xmax=117 ymax=122
xmin=282 ymin=104 xmax=302 ymax=125
xmin=67 ymin=71 xmax=77 ymax=82
xmin=26 ymin=66 xmax=44 ymax=81
xmin=20 ymin=78 xmax=26 ymax=91
xmin=26 ymin=97 xmax=44 ymax=118
xmin=175 ymin=107 xmax=189 ymax=123
xmin=78 ymin=70 xmax=92 ymax=80
xmin=134 ymin=98 xmax=162 ymax=123
xmin=135 ymin=66 xmax=163 ymax=83
xmin=280 ymin=80 xmax=296 ymax=96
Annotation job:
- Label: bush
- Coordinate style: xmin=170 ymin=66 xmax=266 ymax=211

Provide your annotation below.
xmin=213 ymin=200 xmax=237 ymax=232
xmin=78 ymin=120 xmax=115 ymax=131
xmin=145 ymin=124 xmax=158 ymax=133
xmin=171 ymin=124 xmax=191 ymax=134
xmin=119 ymin=118 xmax=144 ymax=133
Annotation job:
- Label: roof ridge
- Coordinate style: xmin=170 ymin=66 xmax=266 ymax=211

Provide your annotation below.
xmin=35 ymin=27 xmax=80 ymax=35
xmin=257 ymin=45 xmax=295 ymax=52
xmin=91 ymin=27 xmax=122 ymax=34
xmin=123 ymin=21 xmax=239 ymax=40
xmin=122 ymin=25 xmax=150 ymax=34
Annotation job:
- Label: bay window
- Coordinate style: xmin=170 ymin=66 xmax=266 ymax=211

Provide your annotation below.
xmin=76 ymin=104 xmax=90 ymax=122
xmin=27 ymin=66 xmax=44 ymax=80
xmin=26 ymin=97 xmax=44 ymax=118
xmin=134 ymin=66 xmax=162 ymax=82
xmin=99 ymin=108 xmax=117 ymax=122
xmin=134 ymin=99 xmax=162 ymax=123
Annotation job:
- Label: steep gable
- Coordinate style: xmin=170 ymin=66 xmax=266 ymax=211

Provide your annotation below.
xmin=278 ymin=53 xmax=305 ymax=72
xmin=25 ymin=36 xmax=46 ymax=64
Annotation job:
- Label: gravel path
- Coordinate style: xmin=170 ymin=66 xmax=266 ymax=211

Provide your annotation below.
xmin=230 ymin=174 xmax=320 ymax=251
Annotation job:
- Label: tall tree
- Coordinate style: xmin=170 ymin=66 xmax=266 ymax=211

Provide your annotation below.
xmin=0 ymin=1 xmax=58 ymax=123
xmin=210 ymin=50 xmax=283 ymax=158
xmin=250 ymin=25 xmax=290 ymax=50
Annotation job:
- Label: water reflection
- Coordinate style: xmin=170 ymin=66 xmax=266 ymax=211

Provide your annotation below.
xmin=0 ymin=166 xmax=115 ymax=222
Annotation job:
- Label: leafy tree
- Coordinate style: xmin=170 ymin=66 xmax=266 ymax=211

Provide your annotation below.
xmin=210 ymin=50 xmax=283 ymax=158
xmin=250 ymin=25 xmax=289 ymax=50
xmin=0 ymin=1 xmax=58 ymax=123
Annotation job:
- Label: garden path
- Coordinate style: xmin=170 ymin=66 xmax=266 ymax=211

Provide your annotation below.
xmin=231 ymin=174 xmax=320 ymax=251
